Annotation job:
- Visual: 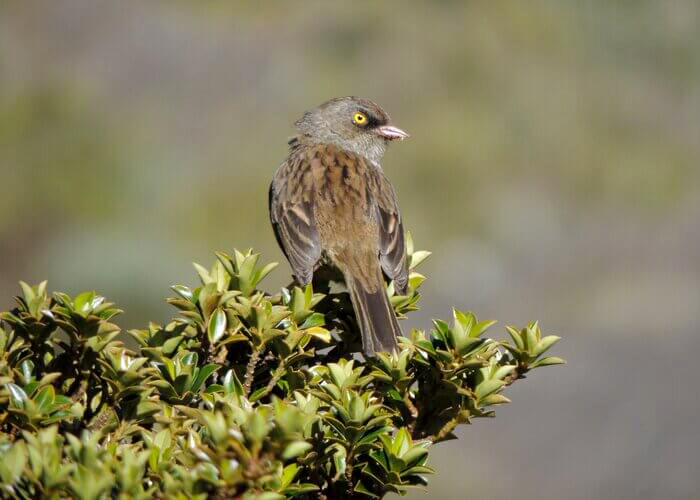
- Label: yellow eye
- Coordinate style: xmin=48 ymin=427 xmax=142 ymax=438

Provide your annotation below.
xmin=352 ymin=112 xmax=368 ymax=126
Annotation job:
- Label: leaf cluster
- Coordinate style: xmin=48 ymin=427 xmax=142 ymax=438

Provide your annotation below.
xmin=0 ymin=239 xmax=563 ymax=499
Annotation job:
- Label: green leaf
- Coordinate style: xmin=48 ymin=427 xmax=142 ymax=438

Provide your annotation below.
xmin=284 ymin=483 xmax=320 ymax=495
xmin=506 ymin=326 xmax=525 ymax=350
xmin=193 ymin=262 xmax=213 ymax=284
xmin=472 ymin=319 xmax=497 ymax=337
xmin=475 ymin=380 xmax=504 ymax=401
xmin=408 ymin=272 xmax=426 ymax=290
xmin=34 ymin=385 xmax=55 ymax=414
xmin=480 ymin=393 xmax=511 ymax=406
xmin=74 ymin=291 xmax=97 ymax=316
xmin=280 ymin=463 xmax=298 ymax=489
xmin=282 ymin=441 xmax=312 ymax=460
xmin=328 ymin=363 xmax=347 ymax=388
xmin=531 ymin=356 xmax=566 ymax=367
xmin=401 ymin=447 xmax=428 ymax=468
xmin=154 ymin=429 xmax=171 ymax=450
xmin=192 ymin=364 xmax=219 ymax=393
xmin=20 ymin=360 xmax=34 ymax=383
xmin=222 ymin=369 xmax=244 ymax=396
xmin=456 ymin=337 xmax=485 ymax=356
xmin=534 ymin=335 xmax=561 ymax=357
xmin=207 ymin=308 xmax=227 ymax=343
xmin=215 ymin=251 xmax=235 ymax=277
xmin=250 ymin=386 xmax=269 ymax=402
xmin=171 ymin=285 xmax=193 ymax=301
xmin=354 ymin=480 xmax=380 ymax=498
xmin=409 ymin=250 xmax=431 ymax=269
xmin=254 ymin=262 xmax=279 ymax=285
xmin=19 ymin=281 xmax=35 ymax=304
xmin=0 ymin=442 xmax=27 ymax=485
xmin=332 ymin=447 xmax=347 ymax=479
xmin=6 ymin=383 xmax=28 ymax=408
xmin=494 ymin=365 xmax=516 ymax=381
xmin=256 ymin=493 xmax=285 ymax=500
xmin=300 ymin=312 xmax=325 ymax=329
xmin=525 ymin=324 xmax=538 ymax=352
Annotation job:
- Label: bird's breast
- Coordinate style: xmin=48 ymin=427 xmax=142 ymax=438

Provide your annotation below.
xmin=303 ymin=147 xmax=380 ymax=252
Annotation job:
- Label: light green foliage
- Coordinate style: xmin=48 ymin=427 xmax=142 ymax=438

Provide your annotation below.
xmin=0 ymin=243 xmax=563 ymax=499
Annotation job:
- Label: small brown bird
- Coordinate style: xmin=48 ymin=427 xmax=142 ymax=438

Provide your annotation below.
xmin=269 ymin=97 xmax=409 ymax=355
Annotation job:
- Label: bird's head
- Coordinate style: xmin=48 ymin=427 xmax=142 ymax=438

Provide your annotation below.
xmin=294 ymin=96 xmax=409 ymax=163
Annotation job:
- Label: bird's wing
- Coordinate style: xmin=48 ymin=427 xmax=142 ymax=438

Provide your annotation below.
xmin=371 ymin=167 xmax=409 ymax=294
xmin=269 ymin=158 xmax=321 ymax=285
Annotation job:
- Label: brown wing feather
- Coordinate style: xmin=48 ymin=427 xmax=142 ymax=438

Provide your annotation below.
xmin=269 ymin=157 xmax=321 ymax=285
xmin=369 ymin=167 xmax=409 ymax=294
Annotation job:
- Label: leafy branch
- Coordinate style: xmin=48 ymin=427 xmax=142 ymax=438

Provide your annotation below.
xmin=0 ymin=240 xmax=563 ymax=499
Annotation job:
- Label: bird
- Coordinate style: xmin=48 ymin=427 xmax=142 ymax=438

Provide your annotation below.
xmin=269 ymin=96 xmax=410 ymax=355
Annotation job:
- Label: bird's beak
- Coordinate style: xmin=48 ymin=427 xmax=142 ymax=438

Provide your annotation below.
xmin=376 ymin=125 xmax=409 ymax=140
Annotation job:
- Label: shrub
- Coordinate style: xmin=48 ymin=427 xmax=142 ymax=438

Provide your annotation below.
xmin=0 ymin=238 xmax=563 ymax=499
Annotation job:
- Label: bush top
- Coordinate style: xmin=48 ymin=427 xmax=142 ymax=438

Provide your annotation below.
xmin=0 ymin=241 xmax=563 ymax=499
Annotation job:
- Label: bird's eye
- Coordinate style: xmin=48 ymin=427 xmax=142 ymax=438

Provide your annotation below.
xmin=352 ymin=112 xmax=368 ymax=126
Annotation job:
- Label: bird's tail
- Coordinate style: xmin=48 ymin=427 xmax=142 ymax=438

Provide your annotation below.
xmin=345 ymin=272 xmax=401 ymax=356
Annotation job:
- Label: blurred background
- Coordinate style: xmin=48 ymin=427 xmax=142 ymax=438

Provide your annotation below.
xmin=1 ymin=1 xmax=699 ymax=498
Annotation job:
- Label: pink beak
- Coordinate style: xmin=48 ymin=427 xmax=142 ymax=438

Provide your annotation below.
xmin=377 ymin=125 xmax=410 ymax=140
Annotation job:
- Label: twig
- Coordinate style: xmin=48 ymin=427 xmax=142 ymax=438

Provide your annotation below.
xmin=504 ymin=364 xmax=528 ymax=387
xmin=404 ymin=392 xmax=418 ymax=419
xmin=255 ymin=363 xmax=286 ymax=401
xmin=88 ymin=407 xmax=115 ymax=432
xmin=403 ymin=392 xmax=419 ymax=433
xmin=243 ymin=348 xmax=261 ymax=397
xmin=430 ymin=411 xmax=469 ymax=443
xmin=344 ymin=452 xmax=354 ymax=498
